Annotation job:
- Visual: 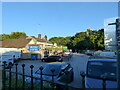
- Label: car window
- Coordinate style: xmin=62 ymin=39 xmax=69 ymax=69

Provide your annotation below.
xmin=87 ymin=61 xmax=117 ymax=81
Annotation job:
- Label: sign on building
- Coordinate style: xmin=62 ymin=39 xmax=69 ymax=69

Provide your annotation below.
xmin=104 ymin=17 xmax=117 ymax=50
xmin=28 ymin=46 xmax=40 ymax=51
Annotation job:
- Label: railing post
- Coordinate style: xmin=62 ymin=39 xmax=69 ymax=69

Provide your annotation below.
xmin=22 ymin=64 xmax=25 ymax=90
xmin=101 ymin=76 xmax=106 ymax=90
xmin=51 ymin=69 xmax=55 ymax=90
xmin=15 ymin=63 xmax=18 ymax=89
xmin=80 ymin=71 xmax=86 ymax=89
xmin=39 ymin=66 xmax=43 ymax=90
xmin=9 ymin=62 xmax=12 ymax=90
xmin=3 ymin=61 xmax=6 ymax=90
xmin=30 ymin=65 xmax=34 ymax=90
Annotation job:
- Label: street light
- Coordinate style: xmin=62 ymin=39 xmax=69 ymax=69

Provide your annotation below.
xmin=108 ymin=18 xmax=120 ymax=88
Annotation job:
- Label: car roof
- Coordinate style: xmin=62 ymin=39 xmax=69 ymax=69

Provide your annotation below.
xmin=46 ymin=62 xmax=67 ymax=65
xmin=89 ymin=56 xmax=117 ymax=59
xmin=88 ymin=58 xmax=117 ymax=62
xmin=49 ymin=55 xmax=61 ymax=57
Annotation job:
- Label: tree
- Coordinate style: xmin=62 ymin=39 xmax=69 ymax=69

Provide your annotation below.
xmin=0 ymin=32 xmax=27 ymax=40
xmin=49 ymin=36 xmax=71 ymax=46
xmin=10 ymin=32 xmax=26 ymax=39
xmin=49 ymin=28 xmax=104 ymax=51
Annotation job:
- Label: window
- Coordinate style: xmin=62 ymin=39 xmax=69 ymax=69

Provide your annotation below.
xmin=87 ymin=61 xmax=117 ymax=81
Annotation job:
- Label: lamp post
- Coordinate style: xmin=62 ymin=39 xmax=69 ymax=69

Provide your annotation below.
xmin=108 ymin=18 xmax=120 ymax=88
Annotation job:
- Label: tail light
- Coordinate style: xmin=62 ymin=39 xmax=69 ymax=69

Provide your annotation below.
xmin=59 ymin=58 xmax=62 ymax=61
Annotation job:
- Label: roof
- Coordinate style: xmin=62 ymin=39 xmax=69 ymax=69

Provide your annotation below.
xmin=36 ymin=38 xmax=52 ymax=44
xmin=1 ymin=36 xmax=53 ymax=48
xmin=1 ymin=38 xmax=31 ymax=48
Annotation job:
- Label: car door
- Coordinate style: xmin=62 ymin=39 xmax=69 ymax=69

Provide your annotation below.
xmin=57 ymin=65 xmax=73 ymax=83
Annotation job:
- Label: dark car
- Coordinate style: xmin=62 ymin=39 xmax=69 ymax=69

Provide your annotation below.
xmin=86 ymin=52 xmax=94 ymax=56
xmin=26 ymin=62 xmax=74 ymax=87
xmin=43 ymin=55 xmax=63 ymax=62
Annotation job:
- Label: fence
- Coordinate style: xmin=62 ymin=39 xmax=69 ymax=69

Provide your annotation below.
xmin=2 ymin=61 xmax=80 ymax=90
xmin=1 ymin=61 xmax=108 ymax=90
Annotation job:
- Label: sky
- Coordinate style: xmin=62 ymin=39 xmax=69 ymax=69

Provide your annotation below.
xmin=2 ymin=2 xmax=118 ymax=39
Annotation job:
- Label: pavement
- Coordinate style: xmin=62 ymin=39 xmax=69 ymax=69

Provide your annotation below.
xmin=64 ymin=54 xmax=89 ymax=88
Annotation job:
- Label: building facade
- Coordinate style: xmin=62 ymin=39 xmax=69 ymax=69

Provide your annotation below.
xmin=1 ymin=34 xmax=63 ymax=60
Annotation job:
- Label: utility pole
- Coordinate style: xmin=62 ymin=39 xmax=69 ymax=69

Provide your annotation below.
xmin=108 ymin=18 xmax=120 ymax=88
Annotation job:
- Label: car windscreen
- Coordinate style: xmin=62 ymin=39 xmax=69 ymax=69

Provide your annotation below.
xmin=87 ymin=61 xmax=117 ymax=81
xmin=35 ymin=64 xmax=61 ymax=76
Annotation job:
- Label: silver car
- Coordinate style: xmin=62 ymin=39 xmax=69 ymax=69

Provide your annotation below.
xmin=26 ymin=62 xmax=74 ymax=86
xmin=86 ymin=58 xmax=117 ymax=88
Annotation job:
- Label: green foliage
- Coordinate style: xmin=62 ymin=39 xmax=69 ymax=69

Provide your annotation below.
xmin=0 ymin=32 xmax=27 ymax=40
xmin=49 ymin=29 xmax=104 ymax=51
xmin=49 ymin=36 xmax=71 ymax=46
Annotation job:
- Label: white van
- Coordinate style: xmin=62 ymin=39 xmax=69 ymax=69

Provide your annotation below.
xmin=85 ymin=58 xmax=117 ymax=88
xmin=0 ymin=55 xmax=14 ymax=65
xmin=95 ymin=51 xmax=117 ymax=58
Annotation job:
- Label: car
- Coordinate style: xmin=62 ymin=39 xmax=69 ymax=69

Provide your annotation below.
xmin=0 ymin=55 xmax=14 ymax=68
xmin=84 ymin=57 xmax=117 ymax=88
xmin=43 ymin=55 xmax=63 ymax=62
xmin=63 ymin=51 xmax=71 ymax=56
xmin=96 ymin=51 xmax=117 ymax=58
xmin=26 ymin=62 xmax=74 ymax=86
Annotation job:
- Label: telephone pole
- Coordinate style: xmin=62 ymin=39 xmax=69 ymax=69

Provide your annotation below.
xmin=108 ymin=18 xmax=120 ymax=88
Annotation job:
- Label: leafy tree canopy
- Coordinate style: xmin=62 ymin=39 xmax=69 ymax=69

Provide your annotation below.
xmin=49 ymin=28 xmax=104 ymax=51
xmin=0 ymin=32 xmax=27 ymax=40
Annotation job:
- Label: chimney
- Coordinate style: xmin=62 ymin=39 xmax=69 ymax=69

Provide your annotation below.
xmin=44 ymin=35 xmax=47 ymax=41
xmin=38 ymin=34 xmax=41 ymax=39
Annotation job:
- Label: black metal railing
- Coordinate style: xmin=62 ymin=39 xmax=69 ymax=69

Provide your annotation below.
xmin=1 ymin=61 xmax=80 ymax=90
xmin=1 ymin=61 xmax=108 ymax=90
xmin=80 ymin=71 xmax=107 ymax=89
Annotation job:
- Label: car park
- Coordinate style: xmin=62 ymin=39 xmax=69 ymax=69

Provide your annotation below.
xmin=84 ymin=57 xmax=117 ymax=88
xmin=42 ymin=55 xmax=63 ymax=62
xmin=26 ymin=62 xmax=74 ymax=86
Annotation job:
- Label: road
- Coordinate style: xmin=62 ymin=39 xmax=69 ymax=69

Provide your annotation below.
xmin=4 ymin=54 xmax=89 ymax=88
xmin=64 ymin=54 xmax=89 ymax=88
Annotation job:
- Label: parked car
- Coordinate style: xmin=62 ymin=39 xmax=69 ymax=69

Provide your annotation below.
xmin=26 ymin=62 xmax=74 ymax=86
xmin=84 ymin=57 xmax=117 ymax=88
xmin=96 ymin=51 xmax=117 ymax=58
xmin=42 ymin=55 xmax=63 ymax=62
xmin=0 ymin=55 xmax=14 ymax=66
xmin=63 ymin=51 xmax=71 ymax=56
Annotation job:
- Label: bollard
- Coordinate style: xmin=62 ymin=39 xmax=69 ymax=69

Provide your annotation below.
xmin=30 ymin=65 xmax=34 ymax=90
xmin=80 ymin=71 xmax=86 ymax=89
xmin=101 ymin=75 xmax=106 ymax=90
xmin=39 ymin=66 xmax=43 ymax=90
xmin=51 ymin=69 xmax=55 ymax=90
xmin=15 ymin=63 xmax=18 ymax=89
xmin=22 ymin=64 xmax=25 ymax=90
